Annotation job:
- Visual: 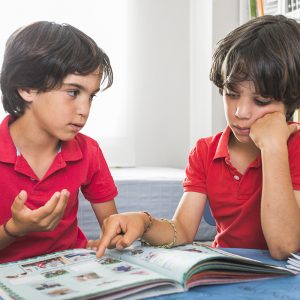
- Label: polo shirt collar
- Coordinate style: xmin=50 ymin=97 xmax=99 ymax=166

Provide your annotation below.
xmin=0 ymin=115 xmax=17 ymax=163
xmin=214 ymin=126 xmax=231 ymax=160
xmin=0 ymin=115 xmax=82 ymax=164
xmin=60 ymin=138 xmax=83 ymax=162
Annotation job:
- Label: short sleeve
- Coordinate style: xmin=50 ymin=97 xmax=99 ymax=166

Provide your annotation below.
xmin=81 ymin=144 xmax=118 ymax=203
xmin=288 ymin=131 xmax=300 ymax=191
xmin=183 ymin=139 xmax=208 ymax=194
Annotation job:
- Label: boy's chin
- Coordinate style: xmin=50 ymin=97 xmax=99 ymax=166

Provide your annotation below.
xmin=59 ymin=133 xmax=79 ymax=142
xmin=232 ymin=134 xmax=252 ymax=144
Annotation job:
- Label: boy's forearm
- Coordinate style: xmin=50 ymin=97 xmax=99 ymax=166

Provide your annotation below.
xmin=261 ymin=145 xmax=300 ymax=259
xmin=91 ymin=200 xmax=118 ymax=229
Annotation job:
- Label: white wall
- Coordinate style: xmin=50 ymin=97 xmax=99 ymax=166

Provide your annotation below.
xmin=190 ymin=0 xmax=213 ymax=147
xmin=128 ymin=0 xmax=191 ymax=168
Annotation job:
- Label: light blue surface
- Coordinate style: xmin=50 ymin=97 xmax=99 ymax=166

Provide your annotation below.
xmin=148 ymin=248 xmax=300 ymax=300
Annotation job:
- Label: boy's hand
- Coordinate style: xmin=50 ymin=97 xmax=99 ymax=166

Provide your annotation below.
xmin=250 ymin=112 xmax=300 ymax=150
xmin=86 ymin=239 xmax=100 ymax=251
xmin=96 ymin=212 xmax=147 ymax=257
xmin=8 ymin=189 xmax=69 ymax=237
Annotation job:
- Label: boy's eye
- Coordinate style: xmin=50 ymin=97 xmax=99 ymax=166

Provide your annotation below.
xmin=67 ymin=90 xmax=80 ymax=97
xmin=225 ymin=92 xmax=239 ymax=99
xmin=254 ymin=98 xmax=272 ymax=106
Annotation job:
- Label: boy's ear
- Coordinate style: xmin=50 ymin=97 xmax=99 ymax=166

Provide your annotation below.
xmin=17 ymin=88 xmax=36 ymax=103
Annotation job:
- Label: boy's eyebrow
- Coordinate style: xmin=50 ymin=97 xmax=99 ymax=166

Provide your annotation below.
xmin=224 ymin=86 xmax=238 ymax=93
xmin=61 ymin=82 xmax=100 ymax=94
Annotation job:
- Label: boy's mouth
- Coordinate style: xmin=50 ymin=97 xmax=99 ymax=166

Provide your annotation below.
xmin=69 ymin=123 xmax=84 ymax=132
xmin=233 ymin=125 xmax=250 ymax=135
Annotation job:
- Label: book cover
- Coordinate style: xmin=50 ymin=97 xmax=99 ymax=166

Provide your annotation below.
xmin=249 ymin=0 xmax=257 ymax=18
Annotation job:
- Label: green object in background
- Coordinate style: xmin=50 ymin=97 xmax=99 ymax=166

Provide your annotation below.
xmin=249 ymin=0 xmax=257 ymax=18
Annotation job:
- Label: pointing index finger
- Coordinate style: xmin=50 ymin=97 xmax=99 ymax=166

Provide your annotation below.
xmin=96 ymin=222 xmax=123 ymax=257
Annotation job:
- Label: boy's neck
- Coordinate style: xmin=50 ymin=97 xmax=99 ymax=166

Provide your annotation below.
xmin=228 ymin=134 xmax=260 ymax=174
xmin=8 ymin=115 xmax=61 ymax=155
xmin=9 ymin=115 xmax=62 ymax=180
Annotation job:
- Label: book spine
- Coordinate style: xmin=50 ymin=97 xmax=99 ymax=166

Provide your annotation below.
xmin=256 ymin=0 xmax=264 ymax=16
xmin=249 ymin=0 xmax=257 ymax=18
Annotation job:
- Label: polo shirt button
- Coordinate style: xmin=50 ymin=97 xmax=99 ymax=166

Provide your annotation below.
xmin=30 ymin=177 xmax=35 ymax=181
xmin=233 ymin=175 xmax=240 ymax=181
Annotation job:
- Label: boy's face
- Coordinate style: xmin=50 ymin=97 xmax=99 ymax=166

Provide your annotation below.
xmin=223 ymin=81 xmax=286 ymax=145
xmin=21 ymin=69 xmax=102 ymax=141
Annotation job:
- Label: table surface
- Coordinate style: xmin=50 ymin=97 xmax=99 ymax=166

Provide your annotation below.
xmin=148 ymin=248 xmax=300 ymax=300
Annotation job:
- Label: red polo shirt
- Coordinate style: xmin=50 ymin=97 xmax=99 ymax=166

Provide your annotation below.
xmin=183 ymin=126 xmax=300 ymax=249
xmin=0 ymin=116 xmax=118 ymax=263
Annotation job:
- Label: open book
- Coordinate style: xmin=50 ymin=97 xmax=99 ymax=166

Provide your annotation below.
xmin=0 ymin=242 xmax=297 ymax=300
xmin=287 ymin=252 xmax=300 ymax=272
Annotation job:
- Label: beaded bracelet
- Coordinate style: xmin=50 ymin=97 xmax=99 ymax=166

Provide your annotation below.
xmin=140 ymin=217 xmax=177 ymax=249
xmin=141 ymin=211 xmax=153 ymax=235
xmin=3 ymin=221 xmax=20 ymax=239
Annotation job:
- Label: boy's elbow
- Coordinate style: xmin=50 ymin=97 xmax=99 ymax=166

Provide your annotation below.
xmin=268 ymin=241 xmax=299 ymax=260
xmin=180 ymin=225 xmax=197 ymax=244
xmin=269 ymin=248 xmax=290 ymax=260
xmin=185 ymin=235 xmax=194 ymax=244
xmin=174 ymin=219 xmax=195 ymax=245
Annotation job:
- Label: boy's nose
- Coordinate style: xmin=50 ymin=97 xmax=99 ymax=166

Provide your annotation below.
xmin=77 ymin=98 xmax=91 ymax=117
xmin=234 ymin=101 xmax=251 ymax=119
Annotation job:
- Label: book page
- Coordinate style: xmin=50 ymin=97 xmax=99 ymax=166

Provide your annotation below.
xmin=108 ymin=242 xmax=298 ymax=286
xmin=0 ymin=249 xmax=181 ymax=300
xmin=108 ymin=242 xmax=226 ymax=284
xmin=286 ymin=253 xmax=300 ymax=272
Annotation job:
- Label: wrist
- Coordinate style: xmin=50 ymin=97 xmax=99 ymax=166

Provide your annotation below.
xmin=260 ymin=143 xmax=288 ymax=157
xmin=3 ymin=219 xmax=24 ymax=238
xmin=258 ymin=139 xmax=288 ymax=152
xmin=140 ymin=211 xmax=153 ymax=235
